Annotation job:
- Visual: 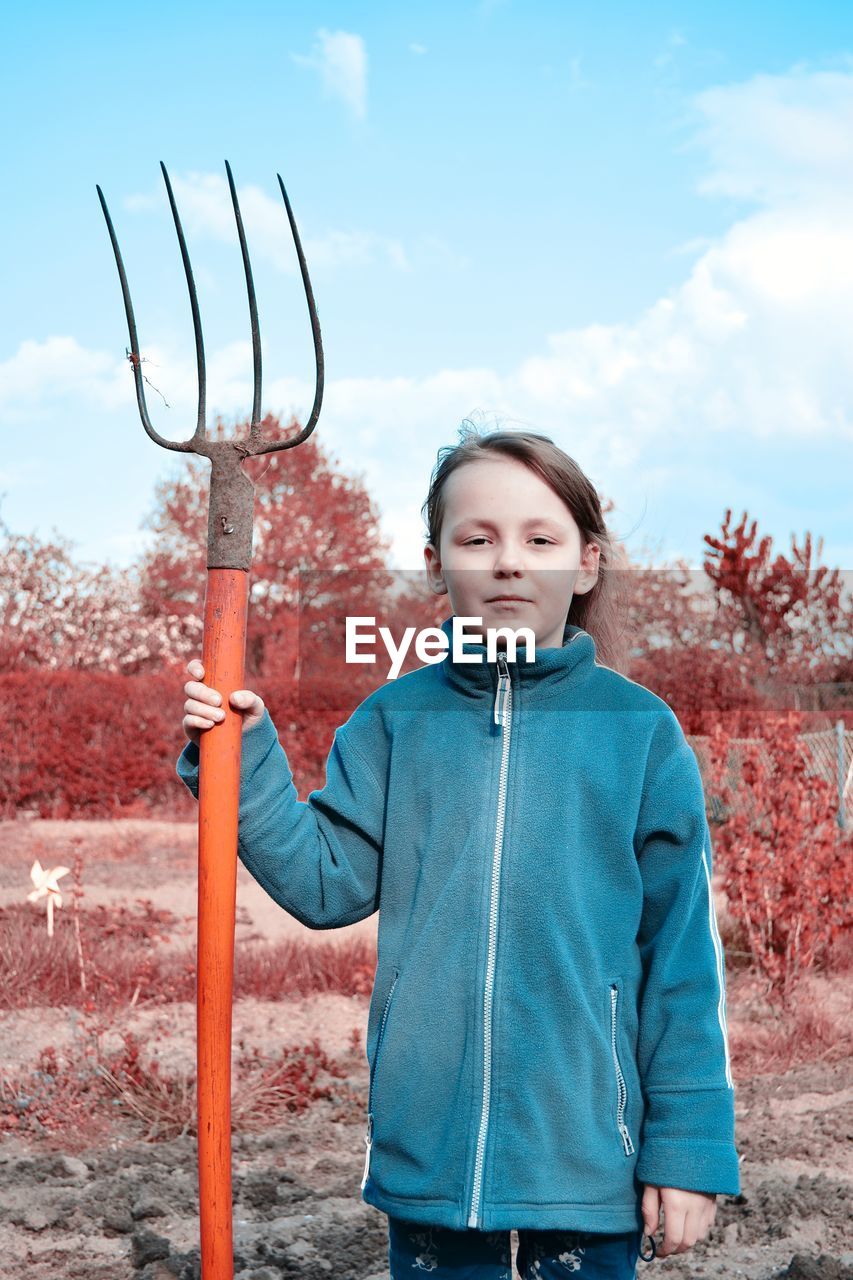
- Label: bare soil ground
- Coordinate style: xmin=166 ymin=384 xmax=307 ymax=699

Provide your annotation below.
xmin=1 ymin=820 xmax=851 ymax=1280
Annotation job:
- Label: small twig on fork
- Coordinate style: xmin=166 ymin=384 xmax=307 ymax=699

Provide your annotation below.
xmin=126 ymin=349 xmax=170 ymax=407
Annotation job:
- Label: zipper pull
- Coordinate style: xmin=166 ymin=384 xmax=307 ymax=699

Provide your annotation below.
xmin=493 ymin=653 xmax=510 ymax=726
xmin=360 ymin=1112 xmax=373 ymax=1190
xmin=618 ymin=1121 xmax=635 ymax=1156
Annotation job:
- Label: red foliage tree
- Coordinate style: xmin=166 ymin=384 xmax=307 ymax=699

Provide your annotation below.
xmin=0 ymin=506 xmax=181 ymax=674
xmin=134 ymin=412 xmax=398 ymax=690
xmin=703 ymin=510 xmax=850 ymax=684
xmin=623 ymin=510 xmax=852 ymax=732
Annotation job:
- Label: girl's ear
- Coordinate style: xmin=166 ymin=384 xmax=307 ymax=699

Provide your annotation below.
xmin=575 ymin=542 xmax=601 ymax=596
xmin=423 ymin=543 xmax=447 ymax=594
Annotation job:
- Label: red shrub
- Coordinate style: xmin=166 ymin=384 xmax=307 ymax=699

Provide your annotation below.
xmin=0 ymin=669 xmax=366 ymax=819
xmin=706 ymin=712 xmax=853 ymax=1004
xmin=0 ymin=1043 xmax=108 ymax=1139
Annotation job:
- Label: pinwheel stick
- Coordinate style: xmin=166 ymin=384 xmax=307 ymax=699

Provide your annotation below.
xmin=97 ymin=161 xmax=324 ymax=1280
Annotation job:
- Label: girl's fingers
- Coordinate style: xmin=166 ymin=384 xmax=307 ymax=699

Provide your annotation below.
xmin=182 ymin=668 xmax=262 ymax=734
xmin=185 ymin=714 xmax=218 ymax=730
xmin=186 ymin=698 xmax=225 ymax=721
xmin=184 ymin=679 xmax=221 ymax=706
xmin=184 ymin=692 xmax=261 ymax=717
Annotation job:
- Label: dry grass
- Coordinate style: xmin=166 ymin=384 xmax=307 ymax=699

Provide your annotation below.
xmin=0 ymin=902 xmax=378 ymax=1011
xmin=727 ymin=935 xmax=853 ymax=1078
xmin=2 ymin=1025 xmax=365 ymax=1143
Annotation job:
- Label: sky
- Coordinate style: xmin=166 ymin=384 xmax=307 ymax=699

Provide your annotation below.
xmin=1 ymin=0 xmax=852 ymax=580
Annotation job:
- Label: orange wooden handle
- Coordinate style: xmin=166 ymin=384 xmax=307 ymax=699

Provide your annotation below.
xmin=197 ymin=567 xmax=250 ymax=1279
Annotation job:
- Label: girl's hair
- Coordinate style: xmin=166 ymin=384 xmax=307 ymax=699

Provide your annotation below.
xmin=421 ymin=419 xmax=631 ymax=672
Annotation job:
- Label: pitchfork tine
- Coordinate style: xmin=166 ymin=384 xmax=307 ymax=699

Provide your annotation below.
xmin=160 ymin=162 xmax=207 ymax=439
xmin=272 ymin=171 xmax=324 ymax=448
xmin=223 ymin=160 xmax=263 ymax=436
xmin=95 ymin=184 xmax=196 ymax=454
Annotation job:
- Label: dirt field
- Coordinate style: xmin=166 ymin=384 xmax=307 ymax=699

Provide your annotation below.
xmin=1 ymin=820 xmax=851 ymax=1280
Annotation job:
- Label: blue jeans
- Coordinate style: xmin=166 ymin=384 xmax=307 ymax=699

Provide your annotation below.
xmin=388 ymin=1217 xmax=657 ymax=1278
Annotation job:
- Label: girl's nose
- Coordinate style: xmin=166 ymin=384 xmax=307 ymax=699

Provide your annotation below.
xmin=492 ymin=543 xmax=524 ymax=574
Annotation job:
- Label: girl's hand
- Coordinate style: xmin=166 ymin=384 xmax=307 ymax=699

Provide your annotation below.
xmin=182 ymin=659 xmax=266 ymax=745
xmin=641 ymin=1184 xmax=717 ymax=1257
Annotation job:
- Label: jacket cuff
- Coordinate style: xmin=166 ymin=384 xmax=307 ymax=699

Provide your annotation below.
xmin=635 ymin=1087 xmax=741 ymax=1196
xmin=176 ymin=739 xmax=200 ymax=796
xmin=175 ymin=708 xmax=280 ymax=799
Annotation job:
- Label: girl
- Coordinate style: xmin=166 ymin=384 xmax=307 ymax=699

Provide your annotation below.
xmin=177 ymin=426 xmax=741 ymax=1280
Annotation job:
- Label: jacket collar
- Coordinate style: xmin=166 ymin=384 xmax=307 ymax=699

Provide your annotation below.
xmin=436 ymin=613 xmax=595 ymax=700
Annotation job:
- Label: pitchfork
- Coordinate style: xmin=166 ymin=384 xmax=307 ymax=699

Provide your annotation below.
xmin=96 ymin=160 xmax=324 ymax=1279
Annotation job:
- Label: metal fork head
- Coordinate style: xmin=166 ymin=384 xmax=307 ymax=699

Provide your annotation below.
xmin=96 ymin=160 xmax=325 ymax=570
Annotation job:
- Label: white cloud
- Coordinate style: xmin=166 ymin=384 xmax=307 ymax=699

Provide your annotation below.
xmin=691 ymin=63 xmax=853 ymax=205
xmin=409 ymin=42 xmax=428 ymax=56
xmin=0 ymin=336 xmax=132 ymax=422
xmin=488 ymin=66 xmax=853 ymax=454
xmin=291 ymin=28 xmax=367 ymax=120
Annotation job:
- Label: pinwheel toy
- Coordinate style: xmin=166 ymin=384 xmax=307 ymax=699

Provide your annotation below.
xmin=27 ymin=860 xmax=70 ymax=937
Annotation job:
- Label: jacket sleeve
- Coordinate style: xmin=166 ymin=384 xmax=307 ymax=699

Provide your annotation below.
xmin=632 ymin=705 xmax=741 ymax=1197
xmin=175 ymin=705 xmax=386 ymax=930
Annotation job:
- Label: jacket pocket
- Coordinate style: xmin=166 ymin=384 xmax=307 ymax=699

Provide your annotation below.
xmin=361 ymin=965 xmax=400 ymax=1190
xmin=608 ymin=981 xmax=636 ymax=1156
xmin=368 ymin=966 xmax=400 ymax=1115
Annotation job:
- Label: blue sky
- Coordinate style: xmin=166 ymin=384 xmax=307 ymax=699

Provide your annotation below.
xmin=2 ymin=1 xmax=852 ymax=577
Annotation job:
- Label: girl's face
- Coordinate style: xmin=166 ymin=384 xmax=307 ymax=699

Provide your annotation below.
xmin=424 ymin=455 xmax=600 ymax=650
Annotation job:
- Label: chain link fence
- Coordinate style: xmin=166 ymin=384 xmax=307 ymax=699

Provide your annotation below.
xmin=687 ymin=720 xmax=853 ymax=830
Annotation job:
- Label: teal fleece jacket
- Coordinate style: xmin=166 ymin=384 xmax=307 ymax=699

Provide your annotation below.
xmin=176 ymin=614 xmax=741 ymax=1233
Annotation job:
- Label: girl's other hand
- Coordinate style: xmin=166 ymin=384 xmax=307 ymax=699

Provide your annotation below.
xmin=182 ymin=659 xmax=266 ymax=745
xmin=641 ymin=1184 xmax=717 ymax=1258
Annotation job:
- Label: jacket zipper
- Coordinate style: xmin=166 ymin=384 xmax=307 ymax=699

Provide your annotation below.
xmin=468 ymin=651 xmax=513 ymax=1228
xmin=361 ymin=967 xmax=399 ymax=1190
xmin=609 ymin=983 xmax=635 ymax=1156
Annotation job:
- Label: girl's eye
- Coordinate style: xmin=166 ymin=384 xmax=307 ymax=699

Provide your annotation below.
xmin=463 ymin=536 xmax=555 ymax=546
